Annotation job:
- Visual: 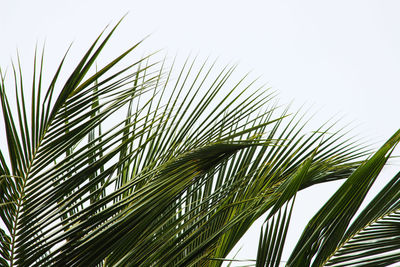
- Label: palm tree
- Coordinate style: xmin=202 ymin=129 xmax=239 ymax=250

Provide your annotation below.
xmin=255 ymin=129 xmax=400 ymax=266
xmin=0 ymin=22 xmax=393 ymax=266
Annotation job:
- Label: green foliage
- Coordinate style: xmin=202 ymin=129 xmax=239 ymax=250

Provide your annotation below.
xmin=287 ymin=129 xmax=400 ymax=266
xmin=254 ymin=131 xmax=400 ymax=267
xmin=0 ymin=22 xmax=386 ymax=266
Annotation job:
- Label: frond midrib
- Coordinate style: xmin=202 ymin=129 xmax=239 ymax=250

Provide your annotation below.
xmin=323 ymin=205 xmax=400 ymax=266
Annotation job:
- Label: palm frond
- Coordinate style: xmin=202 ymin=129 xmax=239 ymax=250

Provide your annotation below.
xmin=323 ymin=170 xmax=400 ymax=266
xmin=256 ymin=199 xmax=294 ymax=267
xmin=255 ymin=147 xmax=315 ymax=267
xmin=287 ymin=129 xmax=400 ymax=267
xmin=0 ymin=22 xmax=370 ymax=267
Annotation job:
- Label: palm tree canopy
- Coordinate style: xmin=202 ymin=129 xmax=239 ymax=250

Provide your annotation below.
xmin=0 ymin=23 xmax=374 ymax=266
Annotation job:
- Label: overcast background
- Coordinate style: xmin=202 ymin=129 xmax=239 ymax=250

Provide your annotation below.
xmin=1 ymin=1 xmax=400 ymax=265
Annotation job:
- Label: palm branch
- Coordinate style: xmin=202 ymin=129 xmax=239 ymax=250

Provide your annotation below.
xmin=326 ymin=169 xmax=400 ymax=267
xmin=0 ymin=22 xmax=367 ymax=266
xmin=253 ymin=129 xmax=400 ymax=266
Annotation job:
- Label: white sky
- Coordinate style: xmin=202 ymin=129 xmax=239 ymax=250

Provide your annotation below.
xmin=1 ymin=1 xmax=400 ymax=265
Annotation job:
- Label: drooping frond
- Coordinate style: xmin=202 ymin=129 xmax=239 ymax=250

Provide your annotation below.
xmin=287 ymin=129 xmax=400 ymax=267
xmin=254 ymin=148 xmax=315 ymax=267
xmin=323 ymin=170 xmax=400 ymax=266
xmin=256 ymin=199 xmax=294 ymax=267
xmin=0 ymin=22 xmax=369 ymax=267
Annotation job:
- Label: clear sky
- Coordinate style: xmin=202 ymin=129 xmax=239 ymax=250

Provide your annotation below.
xmin=1 ymin=1 xmax=400 ymax=265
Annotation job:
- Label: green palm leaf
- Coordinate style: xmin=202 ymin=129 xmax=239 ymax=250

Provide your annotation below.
xmin=287 ymin=129 xmax=400 ymax=267
xmin=0 ymin=22 xmax=368 ymax=266
xmin=323 ymin=171 xmax=400 ymax=266
xmin=255 ymin=149 xmax=317 ymax=267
